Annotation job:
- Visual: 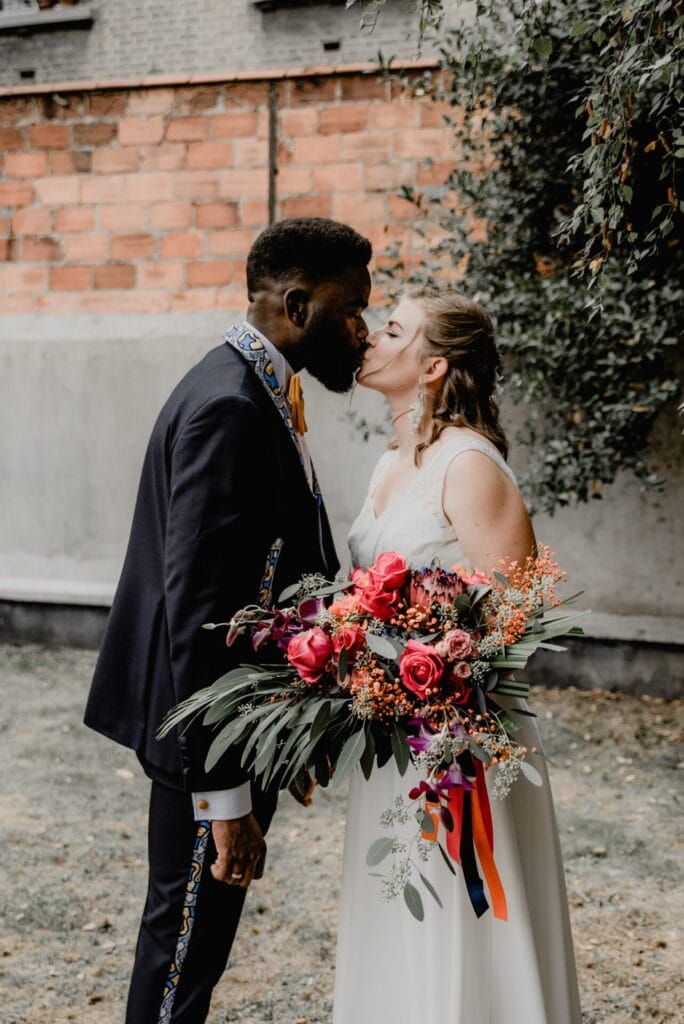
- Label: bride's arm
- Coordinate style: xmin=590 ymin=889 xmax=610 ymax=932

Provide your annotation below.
xmin=442 ymin=450 xmax=536 ymax=575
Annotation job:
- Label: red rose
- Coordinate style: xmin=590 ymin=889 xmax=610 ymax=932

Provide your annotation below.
xmin=368 ymin=551 xmax=409 ymax=592
xmin=435 ymin=628 xmax=474 ymax=661
xmin=358 ymin=582 xmax=401 ymax=622
xmin=332 ymin=624 xmax=366 ymax=665
xmin=286 ymin=627 xmax=333 ymax=684
xmin=399 ymin=640 xmax=445 ymax=698
xmin=449 ymin=673 xmax=473 ymax=705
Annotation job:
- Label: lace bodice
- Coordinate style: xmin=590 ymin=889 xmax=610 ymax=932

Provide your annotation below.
xmin=348 ymin=435 xmax=518 ymax=571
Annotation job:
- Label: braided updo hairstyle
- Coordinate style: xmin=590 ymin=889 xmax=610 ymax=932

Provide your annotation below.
xmin=406 ymin=284 xmax=509 ymax=464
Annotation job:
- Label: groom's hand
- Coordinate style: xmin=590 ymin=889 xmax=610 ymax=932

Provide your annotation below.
xmin=211 ymin=814 xmax=266 ymax=889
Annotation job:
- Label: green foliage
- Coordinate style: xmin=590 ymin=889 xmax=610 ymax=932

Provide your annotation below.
xmin=351 ymin=0 xmax=683 ymax=513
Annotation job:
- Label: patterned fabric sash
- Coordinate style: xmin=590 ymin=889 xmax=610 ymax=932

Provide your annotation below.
xmin=224 ymin=322 xmax=322 ymax=504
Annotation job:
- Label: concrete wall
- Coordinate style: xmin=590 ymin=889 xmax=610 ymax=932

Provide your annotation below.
xmin=0 ymin=0 xmax=426 ymax=86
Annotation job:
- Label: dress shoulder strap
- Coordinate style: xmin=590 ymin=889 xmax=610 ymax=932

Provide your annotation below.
xmin=426 ymin=434 xmax=518 ymax=489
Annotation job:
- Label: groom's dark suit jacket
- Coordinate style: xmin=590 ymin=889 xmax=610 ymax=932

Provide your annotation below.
xmin=85 ymin=341 xmax=338 ymax=792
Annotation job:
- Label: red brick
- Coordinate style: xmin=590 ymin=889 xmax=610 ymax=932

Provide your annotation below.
xmin=23 ymin=236 xmax=63 ymax=261
xmin=388 ymin=193 xmax=420 ymax=220
xmin=174 ymin=170 xmax=221 ymax=200
xmin=279 ymin=108 xmax=319 ymax=136
xmin=127 ymin=88 xmax=175 ymax=116
xmin=28 ymin=124 xmax=69 ymax=149
xmin=312 ymin=162 xmax=363 ymax=192
xmin=101 ymin=203 xmax=145 ymax=231
xmin=368 ymin=102 xmax=419 ymax=130
xmin=289 ymin=78 xmax=337 ymax=105
xmin=216 ymin=287 xmax=247 ymax=312
xmin=87 ymin=92 xmax=128 ymax=117
xmin=138 ymin=261 xmax=184 ymax=289
xmin=185 ymin=85 xmax=223 ymax=113
xmin=241 ymin=200 xmax=268 ymax=227
xmin=44 ymin=94 xmax=85 ymax=121
xmin=119 ymin=116 xmax=165 ymax=146
xmin=5 ymin=265 xmax=48 ymax=293
xmin=53 ymin=206 xmax=95 ymax=233
xmin=207 ymin=229 xmax=254 ymax=257
xmin=0 ymin=97 xmax=34 ymax=126
xmin=149 ymin=202 xmax=193 ymax=230
xmin=340 ymin=75 xmax=387 ymax=101
xmin=111 ymin=233 xmax=156 ymax=259
xmin=5 ymin=151 xmax=47 ymax=178
xmin=224 ymin=82 xmax=269 ymax=108
xmin=170 ymin=288 xmax=218 ymax=312
xmin=195 ymin=201 xmax=239 ymax=228
xmin=333 ymin=193 xmax=386 ymax=224
xmin=73 ymin=122 xmax=117 ymax=146
xmin=64 ymin=234 xmax=109 ymax=261
xmin=0 ymin=127 xmax=26 ymax=150
xmin=319 ymin=104 xmax=368 ymax=135
xmin=277 ymin=165 xmax=312 ymax=194
xmin=366 ymin=161 xmax=416 ymax=191
xmin=219 ymin=168 xmax=268 ymax=199
xmin=187 ymin=142 xmax=234 ymax=170
xmin=420 ymin=101 xmax=461 ymax=128
xmin=341 ymin=131 xmax=393 ymax=163
xmin=416 ymin=159 xmax=459 ymax=185
xmin=94 ymin=263 xmax=135 ymax=289
xmin=92 ymin=148 xmax=139 ymax=174
xmin=393 ymin=128 xmax=453 ymax=160
xmin=0 ymin=294 xmax=34 ymax=314
xmin=210 ymin=112 xmax=258 ymax=138
xmin=233 ymin=138 xmax=267 ymax=168
xmin=11 ymin=207 xmax=52 ymax=235
xmin=80 ymin=175 xmax=126 ymax=203
xmin=292 ymin=136 xmax=341 ymax=164
xmin=50 ymin=150 xmax=92 ymax=175
xmin=166 ymin=117 xmax=208 ymax=142
xmin=0 ymin=182 xmax=35 ymax=207
xmin=281 ymin=195 xmax=333 ymax=219
xmin=126 ymin=172 xmax=173 ymax=202
xmin=160 ymin=231 xmax=203 ymax=258
xmin=187 ymin=261 xmax=234 ymax=287
xmin=50 ymin=265 xmax=93 ymax=291
xmin=138 ymin=144 xmax=186 ymax=172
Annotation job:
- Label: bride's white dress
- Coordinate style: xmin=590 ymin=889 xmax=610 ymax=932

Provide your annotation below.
xmin=333 ymin=435 xmax=582 ymax=1024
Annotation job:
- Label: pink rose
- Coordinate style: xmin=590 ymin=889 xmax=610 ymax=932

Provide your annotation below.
xmin=464 ymin=570 xmax=490 ymax=586
xmin=332 ymin=624 xmax=366 ymax=665
xmin=399 ymin=640 xmax=445 ymax=699
xmin=358 ymin=582 xmax=401 ymax=622
xmin=368 ymin=551 xmax=410 ymax=592
xmin=454 ymin=660 xmax=472 ymax=679
xmin=286 ymin=627 xmax=333 ymax=684
xmin=435 ymin=628 xmax=474 ymax=661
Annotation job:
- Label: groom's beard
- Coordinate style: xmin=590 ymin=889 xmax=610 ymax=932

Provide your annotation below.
xmin=299 ymin=310 xmax=363 ymax=394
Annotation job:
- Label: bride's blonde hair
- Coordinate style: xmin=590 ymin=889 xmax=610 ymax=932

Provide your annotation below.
xmin=401 ymin=284 xmax=509 ymax=464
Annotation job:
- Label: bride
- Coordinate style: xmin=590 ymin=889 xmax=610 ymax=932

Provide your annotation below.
xmin=333 ymin=285 xmax=582 ymax=1023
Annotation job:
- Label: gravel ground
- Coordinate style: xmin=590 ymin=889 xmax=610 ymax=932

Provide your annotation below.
xmin=0 ymin=645 xmax=681 ymax=1024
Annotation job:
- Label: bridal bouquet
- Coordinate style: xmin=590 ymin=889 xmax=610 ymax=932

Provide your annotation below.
xmin=159 ymin=547 xmax=585 ymax=922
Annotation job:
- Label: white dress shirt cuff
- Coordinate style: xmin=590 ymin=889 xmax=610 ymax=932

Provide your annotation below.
xmin=191 ymin=782 xmax=252 ymax=821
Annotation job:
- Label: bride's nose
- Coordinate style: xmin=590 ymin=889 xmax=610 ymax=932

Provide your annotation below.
xmin=366 ymin=329 xmax=380 ymax=348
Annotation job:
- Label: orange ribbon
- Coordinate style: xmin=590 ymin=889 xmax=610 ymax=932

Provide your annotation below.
xmin=287 ymin=374 xmax=308 ymax=435
xmin=471 ymin=763 xmax=508 ymax=921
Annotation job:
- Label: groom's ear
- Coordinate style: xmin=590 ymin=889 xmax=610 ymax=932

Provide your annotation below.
xmin=284 ymin=287 xmax=310 ymax=330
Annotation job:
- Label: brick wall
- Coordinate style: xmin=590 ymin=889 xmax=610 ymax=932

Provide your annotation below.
xmin=0 ymin=71 xmax=456 ymax=315
xmin=0 ymin=0 xmax=425 ymax=87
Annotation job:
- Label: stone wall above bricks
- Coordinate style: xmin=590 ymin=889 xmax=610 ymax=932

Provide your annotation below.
xmin=0 ymin=71 xmax=456 ymax=315
xmin=0 ymin=0 xmax=432 ymax=87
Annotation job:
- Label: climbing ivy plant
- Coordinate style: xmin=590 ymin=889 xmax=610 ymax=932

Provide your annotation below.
xmin=349 ymin=0 xmax=682 ymax=512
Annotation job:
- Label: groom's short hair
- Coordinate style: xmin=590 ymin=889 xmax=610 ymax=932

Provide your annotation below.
xmin=246 ymin=217 xmax=372 ymax=292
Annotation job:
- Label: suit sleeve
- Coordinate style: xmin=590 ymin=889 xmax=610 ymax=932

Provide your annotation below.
xmin=164 ymin=393 xmax=275 ymax=791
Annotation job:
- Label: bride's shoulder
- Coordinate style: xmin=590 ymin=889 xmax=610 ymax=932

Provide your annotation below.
xmin=433 ymin=425 xmax=487 ymax=449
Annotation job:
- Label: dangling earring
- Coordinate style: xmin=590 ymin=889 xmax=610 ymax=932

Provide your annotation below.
xmin=408 ymin=383 xmax=426 ymax=436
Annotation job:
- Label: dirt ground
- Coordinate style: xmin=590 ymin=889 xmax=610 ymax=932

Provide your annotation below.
xmin=0 ymin=644 xmax=681 ymax=1024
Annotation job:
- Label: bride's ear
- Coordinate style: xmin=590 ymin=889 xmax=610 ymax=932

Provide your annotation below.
xmin=422 ymin=356 xmax=449 ymax=386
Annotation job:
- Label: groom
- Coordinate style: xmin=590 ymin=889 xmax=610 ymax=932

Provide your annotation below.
xmin=84 ymin=217 xmax=371 ymax=1023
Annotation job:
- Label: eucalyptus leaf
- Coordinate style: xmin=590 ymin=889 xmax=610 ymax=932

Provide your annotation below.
xmin=418 ymin=871 xmax=444 ymax=909
xmin=331 ymin=728 xmax=368 ymax=790
xmin=521 ymin=760 xmax=544 ymax=786
xmin=366 ymin=836 xmax=396 ymax=867
xmin=365 ymin=632 xmax=402 ymax=661
xmin=391 ymin=724 xmax=410 ymax=776
xmin=438 ymin=842 xmax=457 ymax=876
xmin=403 ymin=881 xmax=425 ymax=922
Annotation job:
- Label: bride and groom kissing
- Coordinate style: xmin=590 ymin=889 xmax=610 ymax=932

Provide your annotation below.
xmin=85 ymin=216 xmax=582 ymax=1023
